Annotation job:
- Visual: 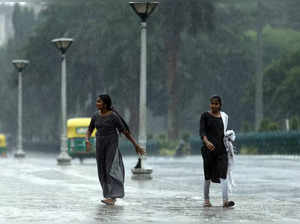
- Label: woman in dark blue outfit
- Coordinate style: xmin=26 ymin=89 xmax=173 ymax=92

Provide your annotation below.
xmin=200 ymin=96 xmax=234 ymax=208
xmin=86 ymin=94 xmax=144 ymax=205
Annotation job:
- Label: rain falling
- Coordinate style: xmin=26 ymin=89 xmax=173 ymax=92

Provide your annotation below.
xmin=0 ymin=0 xmax=300 ymax=223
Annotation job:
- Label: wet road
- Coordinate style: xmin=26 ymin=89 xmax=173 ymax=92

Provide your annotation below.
xmin=0 ymin=154 xmax=299 ymax=223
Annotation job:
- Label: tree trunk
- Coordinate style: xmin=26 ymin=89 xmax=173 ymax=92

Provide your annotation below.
xmin=255 ymin=0 xmax=264 ymax=131
xmin=166 ymin=33 xmax=180 ymax=140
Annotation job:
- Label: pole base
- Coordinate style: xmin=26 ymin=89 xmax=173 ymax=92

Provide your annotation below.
xmin=14 ymin=151 xmax=26 ymax=158
xmin=131 ymin=168 xmax=153 ymax=180
xmin=57 ymin=151 xmax=72 ymax=165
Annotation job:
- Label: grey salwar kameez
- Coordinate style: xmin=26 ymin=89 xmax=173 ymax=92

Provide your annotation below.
xmin=88 ymin=111 xmax=126 ymax=199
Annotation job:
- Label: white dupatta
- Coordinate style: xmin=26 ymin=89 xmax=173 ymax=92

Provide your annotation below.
xmin=220 ymin=111 xmax=236 ymax=192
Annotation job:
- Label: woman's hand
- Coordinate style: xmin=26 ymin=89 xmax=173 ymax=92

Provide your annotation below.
xmin=205 ymin=140 xmax=215 ymax=151
xmin=135 ymin=145 xmax=145 ymax=155
xmin=85 ymin=139 xmax=91 ymax=152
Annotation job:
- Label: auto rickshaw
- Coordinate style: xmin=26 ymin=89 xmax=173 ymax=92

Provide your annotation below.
xmin=67 ymin=118 xmax=96 ymax=162
xmin=0 ymin=134 xmax=7 ymax=157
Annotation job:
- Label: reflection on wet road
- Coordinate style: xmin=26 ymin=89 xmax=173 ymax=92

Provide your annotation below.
xmin=0 ymin=154 xmax=299 ymax=223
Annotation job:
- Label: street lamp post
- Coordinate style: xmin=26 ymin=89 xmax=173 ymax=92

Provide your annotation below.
xmin=129 ymin=1 xmax=159 ymax=178
xmin=12 ymin=59 xmax=29 ymax=159
xmin=52 ymin=38 xmax=73 ymax=165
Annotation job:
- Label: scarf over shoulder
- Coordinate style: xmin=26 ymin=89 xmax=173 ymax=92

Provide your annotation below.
xmin=220 ymin=111 xmax=236 ymax=192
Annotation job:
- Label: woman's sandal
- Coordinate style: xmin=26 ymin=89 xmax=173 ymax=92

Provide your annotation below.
xmin=101 ymin=198 xmax=116 ymax=205
xmin=223 ymin=201 xmax=235 ymax=208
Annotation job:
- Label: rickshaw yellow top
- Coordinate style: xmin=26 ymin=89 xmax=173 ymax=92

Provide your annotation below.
xmin=67 ymin=118 xmax=92 ymax=127
xmin=67 ymin=118 xmax=96 ymax=138
xmin=0 ymin=134 xmax=6 ymax=147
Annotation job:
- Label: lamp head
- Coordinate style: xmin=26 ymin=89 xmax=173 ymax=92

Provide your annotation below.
xmin=51 ymin=38 xmax=74 ymax=54
xmin=129 ymin=1 xmax=159 ymax=22
xmin=12 ymin=60 xmax=30 ymax=72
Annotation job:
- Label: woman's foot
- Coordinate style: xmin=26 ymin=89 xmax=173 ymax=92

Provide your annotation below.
xmin=203 ymin=200 xmax=212 ymax=207
xmin=101 ymin=198 xmax=116 ymax=205
xmin=223 ymin=201 xmax=235 ymax=208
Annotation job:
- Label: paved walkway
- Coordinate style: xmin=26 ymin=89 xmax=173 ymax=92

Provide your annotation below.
xmin=0 ymin=154 xmax=299 ymax=223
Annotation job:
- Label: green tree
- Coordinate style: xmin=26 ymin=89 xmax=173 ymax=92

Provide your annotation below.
xmin=12 ymin=3 xmax=36 ymax=50
xmin=19 ymin=0 xmax=143 ymax=141
xmin=264 ymin=49 xmax=300 ymax=121
xmin=153 ymin=0 xmax=215 ymax=140
xmin=0 ymin=4 xmax=37 ymax=142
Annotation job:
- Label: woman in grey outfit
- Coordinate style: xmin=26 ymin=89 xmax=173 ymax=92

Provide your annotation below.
xmin=86 ymin=94 xmax=144 ymax=205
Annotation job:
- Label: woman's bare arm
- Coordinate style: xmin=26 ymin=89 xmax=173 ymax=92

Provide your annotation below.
xmin=122 ymin=130 xmax=145 ymax=155
xmin=85 ymin=130 xmax=92 ymax=141
xmin=203 ymin=136 xmax=215 ymax=151
xmin=85 ymin=130 xmax=92 ymax=151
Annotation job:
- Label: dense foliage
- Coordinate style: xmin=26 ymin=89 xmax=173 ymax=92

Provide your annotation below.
xmin=1 ymin=0 xmax=300 ymax=148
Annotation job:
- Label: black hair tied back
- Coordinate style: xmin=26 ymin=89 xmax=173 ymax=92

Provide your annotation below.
xmin=98 ymin=94 xmax=130 ymax=134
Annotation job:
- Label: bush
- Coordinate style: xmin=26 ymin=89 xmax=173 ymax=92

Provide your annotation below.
xmin=290 ymin=116 xmax=300 ymax=130
xmin=239 ymin=147 xmax=258 ymax=154
xmin=259 ymin=118 xmax=279 ymax=132
xmin=156 ymin=134 xmax=177 ymax=151
xmin=160 ymin=148 xmax=176 ymax=156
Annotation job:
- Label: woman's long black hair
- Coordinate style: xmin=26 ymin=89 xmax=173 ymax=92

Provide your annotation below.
xmin=98 ymin=94 xmax=130 ymax=133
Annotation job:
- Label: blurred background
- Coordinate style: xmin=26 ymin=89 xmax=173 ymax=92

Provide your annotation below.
xmin=1 ymin=0 xmax=300 ymax=156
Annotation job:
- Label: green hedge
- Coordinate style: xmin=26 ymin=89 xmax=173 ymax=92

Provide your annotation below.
xmin=189 ymin=136 xmax=203 ymax=155
xmin=189 ymin=131 xmax=300 ymax=155
xmin=236 ymin=131 xmax=300 ymax=154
